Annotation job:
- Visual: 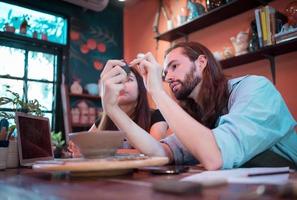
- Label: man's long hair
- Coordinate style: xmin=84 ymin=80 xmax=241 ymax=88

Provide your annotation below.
xmin=165 ymin=42 xmax=229 ymax=128
xmin=99 ymin=67 xmax=151 ymax=131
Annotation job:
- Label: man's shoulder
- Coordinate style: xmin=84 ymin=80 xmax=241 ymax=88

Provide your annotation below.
xmin=228 ymin=75 xmax=272 ymax=91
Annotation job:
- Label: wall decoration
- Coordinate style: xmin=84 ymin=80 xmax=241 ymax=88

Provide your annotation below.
xmin=69 ymin=7 xmax=123 ymax=88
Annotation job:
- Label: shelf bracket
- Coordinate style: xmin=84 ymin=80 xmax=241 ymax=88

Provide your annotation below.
xmin=176 ymin=32 xmax=188 ymax=42
xmin=264 ymin=54 xmax=276 ymax=84
xmin=255 ymin=0 xmax=269 ymax=6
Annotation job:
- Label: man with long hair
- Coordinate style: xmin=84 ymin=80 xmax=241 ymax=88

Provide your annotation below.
xmin=122 ymin=41 xmax=297 ymax=170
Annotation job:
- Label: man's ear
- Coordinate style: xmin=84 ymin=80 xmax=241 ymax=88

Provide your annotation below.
xmin=195 ymin=55 xmax=207 ymax=72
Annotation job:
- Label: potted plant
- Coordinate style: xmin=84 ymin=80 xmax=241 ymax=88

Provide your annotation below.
xmin=0 ymin=85 xmax=45 ymax=138
xmin=1 ymin=86 xmax=67 ymax=158
xmin=51 ymin=131 xmax=65 ymax=158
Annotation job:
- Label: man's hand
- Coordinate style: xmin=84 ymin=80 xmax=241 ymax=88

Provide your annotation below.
xmin=130 ymin=52 xmax=164 ymax=95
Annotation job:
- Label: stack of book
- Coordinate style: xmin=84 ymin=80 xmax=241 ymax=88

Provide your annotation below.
xmin=274 ymin=26 xmax=297 ymax=44
xmin=254 ymin=5 xmax=291 ymax=47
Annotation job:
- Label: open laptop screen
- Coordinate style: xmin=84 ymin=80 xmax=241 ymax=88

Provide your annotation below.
xmin=15 ymin=112 xmax=53 ymax=166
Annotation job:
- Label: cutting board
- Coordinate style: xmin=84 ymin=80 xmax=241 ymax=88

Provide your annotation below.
xmin=32 ymin=156 xmax=169 ymax=176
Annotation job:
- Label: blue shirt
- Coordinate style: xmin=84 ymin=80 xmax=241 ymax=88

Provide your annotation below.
xmin=161 ymin=75 xmax=297 ymax=169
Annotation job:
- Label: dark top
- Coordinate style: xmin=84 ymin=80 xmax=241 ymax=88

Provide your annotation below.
xmin=94 ymin=109 xmax=165 ymax=129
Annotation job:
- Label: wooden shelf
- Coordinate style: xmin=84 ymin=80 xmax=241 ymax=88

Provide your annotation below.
xmin=61 ymin=84 xmax=102 ymax=135
xmin=72 ymin=123 xmax=94 ymax=128
xmin=69 ymin=93 xmax=101 ymax=100
xmin=0 ymin=31 xmax=65 ymax=48
xmin=220 ymin=38 xmax=297 ymax=69
xmin=155 ymin=0 xmax=272 ymax=42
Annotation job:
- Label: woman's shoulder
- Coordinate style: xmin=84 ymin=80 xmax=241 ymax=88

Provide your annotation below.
xmin=150 ymin=109 xmax=165 ymax=125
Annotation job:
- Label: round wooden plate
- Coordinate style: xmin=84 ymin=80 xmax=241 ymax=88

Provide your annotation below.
xmin=32 ymin=156 xmax=169 ymax=176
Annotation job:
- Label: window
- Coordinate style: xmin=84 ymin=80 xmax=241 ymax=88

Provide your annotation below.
xmin=0 ymin=45 xmax=58 ymax=127
xmin=0 ymin=1 xmax=67 ymax=131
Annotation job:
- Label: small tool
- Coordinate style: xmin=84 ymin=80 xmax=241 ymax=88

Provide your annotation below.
xmin=122 ymin=62 xmax=131 ymax=76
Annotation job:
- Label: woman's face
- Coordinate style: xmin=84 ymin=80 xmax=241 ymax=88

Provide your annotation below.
xmin=118 ymin=72 xmax=139 ymax=105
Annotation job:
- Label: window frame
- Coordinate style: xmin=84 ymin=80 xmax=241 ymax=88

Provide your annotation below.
xmin=0 ymin=29 xmax=68 ymax=132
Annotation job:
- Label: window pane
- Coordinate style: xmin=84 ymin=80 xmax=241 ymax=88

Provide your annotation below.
xmin=0 ymin=2 xmax=68 ymax=45
xmin=27 ymin=81 xmax=54 ymax=111
xmin=28 ymin=51 xmax=56 ymax=81
xmin=0 ymin=45 xmax=25 ymax=77
xmin=0 ymin=78 xmax=24 ymax=109
xmin=44 ymin=112 xmax=53 ymax=129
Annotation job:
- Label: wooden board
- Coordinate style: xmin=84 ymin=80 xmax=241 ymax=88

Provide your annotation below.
xmin=32 ymin=156 xmax=169 ymax=176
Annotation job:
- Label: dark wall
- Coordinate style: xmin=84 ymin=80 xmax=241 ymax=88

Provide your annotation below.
xmin=69 ymin=5 xmax=123 ymax=87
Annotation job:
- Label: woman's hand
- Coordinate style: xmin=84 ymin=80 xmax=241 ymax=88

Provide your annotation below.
xmin=67 ymin=140 xmax=82 ymax=158
xmin=100 ymin=60 xmax=128 ymax=113
xmin=130 ymin=52 xmax=163 ymax=95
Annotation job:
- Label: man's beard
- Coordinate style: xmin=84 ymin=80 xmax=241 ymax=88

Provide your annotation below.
xmin=173 ymin=64 xmax=201 ymax=100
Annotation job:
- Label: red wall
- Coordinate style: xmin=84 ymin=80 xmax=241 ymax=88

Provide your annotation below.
xmin=124 ymin=0 xmax=297 ymax=119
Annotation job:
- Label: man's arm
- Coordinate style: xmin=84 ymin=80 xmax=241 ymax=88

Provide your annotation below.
xmin=131 ymin=52 xmax=222 ymax=170
xmin=151 ymin=90 xmax=223 ymax=170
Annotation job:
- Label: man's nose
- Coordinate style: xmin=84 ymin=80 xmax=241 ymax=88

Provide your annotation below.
xmin=164 ymin=71 xmax=173 ymax=83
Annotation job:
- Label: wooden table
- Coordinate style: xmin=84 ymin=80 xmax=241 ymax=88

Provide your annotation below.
xmin=0 ymin=167 xmax=296 ymax=200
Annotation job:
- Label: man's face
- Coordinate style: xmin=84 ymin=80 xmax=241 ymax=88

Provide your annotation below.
xmin=164 ymin=48 xmax=201 ymax=100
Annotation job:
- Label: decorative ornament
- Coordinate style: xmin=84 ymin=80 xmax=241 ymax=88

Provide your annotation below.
xmin=284 ymin=1 xmax=297 ymax=26
xmin=93 ymin=60 xmax=104 ymax=70
xmin=70 ymin=80 xmax=83 ymax=94
xmin=20 ymin=17 xmax=28 ymax=34
xmin=70 ymin=31 xmax=80 ymax=41
xmin=97 ymin=43 xmax=106 ymax=53
xmin=80 ymin=44 xmax=89 ymax=54
xmin=230 ymin=31 xmax=249 ymax=56
xmin=87 ymin=38 xmax=97 ymax=50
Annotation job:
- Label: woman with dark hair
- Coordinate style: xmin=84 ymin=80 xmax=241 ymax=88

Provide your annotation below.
xmin=89 ymin=66 xmax=168 ymax=143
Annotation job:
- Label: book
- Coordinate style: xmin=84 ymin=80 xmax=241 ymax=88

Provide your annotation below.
xmin=260 ymin=8 xmax=268 ymax=46
xmin=269 ymin=7 xmax=276 ymax=44
xmin=255 ymin=8 xmax=263 ymax=47
xmin=265 ymin=5 xmax=272 ymax=45
xmin=275 ymin=27 xmax=297 ymax=44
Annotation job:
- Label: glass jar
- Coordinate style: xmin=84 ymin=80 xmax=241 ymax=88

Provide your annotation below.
xmin=206 ymin=0 xmax=226 ymax=11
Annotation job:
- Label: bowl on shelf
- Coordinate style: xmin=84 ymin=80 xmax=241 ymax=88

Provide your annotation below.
xmin=85 ymin=83 xmax=99 ymax=96
xmin=68 ymin=130 xmax=125 ymax=159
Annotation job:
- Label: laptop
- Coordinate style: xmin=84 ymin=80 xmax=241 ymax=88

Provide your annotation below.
xmin=15 ymin=112 xmax=55 ymax=166
xmin=15 ymin=112 xmax=142 ymax=167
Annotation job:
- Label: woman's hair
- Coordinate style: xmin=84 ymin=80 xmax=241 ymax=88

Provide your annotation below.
xmin=99 ymin=67 xmax=151 ymax=131
xmin=165 ymin=42 xmax=230 ymax=128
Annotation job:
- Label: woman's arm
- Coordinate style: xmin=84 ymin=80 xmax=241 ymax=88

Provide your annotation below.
xmin=106 ymin=105 xmax=169 ymax=158
xmin=150 ymin=122 xmax=168 ymax=141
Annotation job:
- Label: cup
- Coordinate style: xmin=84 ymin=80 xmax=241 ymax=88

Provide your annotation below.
xmin=88 ymin=107 xmax=96 ymax=124
xmin=0 ymin=147 xmax=8 ymax=170
xmin=177 ymin=15 xmax=187 ymax=26
xmin=167 ymin=20 xmax=174 ymax=30
xmin=6 ymin=140 xmax=19 ymax=168
xmin=71 ymin=108 xmax=80 ymax=124
xmin=85 ymin=83 xmax=99 ymax=96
